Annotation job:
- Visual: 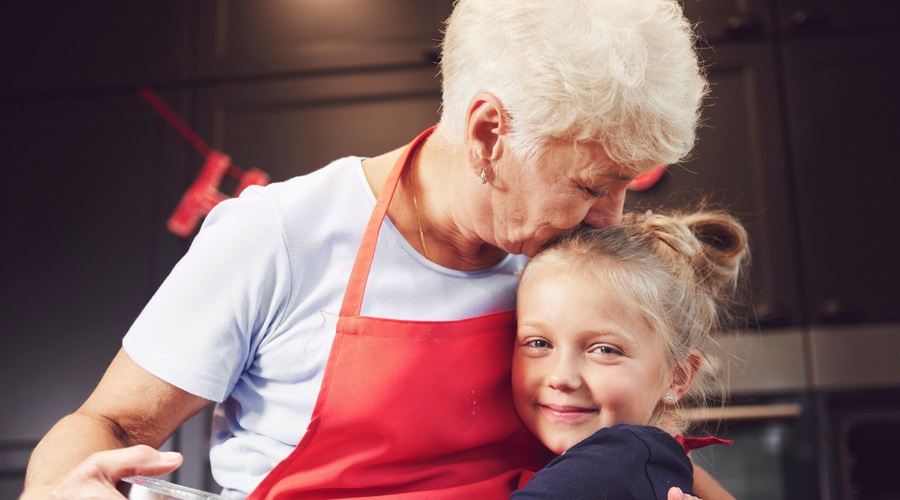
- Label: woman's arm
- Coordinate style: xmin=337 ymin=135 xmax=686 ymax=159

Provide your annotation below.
xmin=22 ymin=349 xmax=211 ymax=499
xmin=692 ymin=464 xmax=735 ymax=500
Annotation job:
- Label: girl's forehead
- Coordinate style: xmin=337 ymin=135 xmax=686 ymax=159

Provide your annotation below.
xmin=527 ymin=247 xmax=614 ymax=277
xmin=524 ymin=258 xmax=617 ymax=297
xmin=524 ymin=256 xmax=656 ymax=317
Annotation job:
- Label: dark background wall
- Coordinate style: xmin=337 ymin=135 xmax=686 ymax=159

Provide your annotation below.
xmin=2 ymin=1 xmax=898 ymax=498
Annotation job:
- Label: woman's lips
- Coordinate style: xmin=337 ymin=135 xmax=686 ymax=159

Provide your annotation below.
xmin=539 ymin=404 xmax=597 ymax=423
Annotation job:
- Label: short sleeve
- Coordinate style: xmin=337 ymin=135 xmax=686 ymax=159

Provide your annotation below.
xmin=123 ymin=187 xmax=293 ymax=402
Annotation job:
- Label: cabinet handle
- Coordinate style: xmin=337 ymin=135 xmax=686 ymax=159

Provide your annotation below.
xmin=724 ymin=12 xmax=764 ymax=39
xmin=818 ymin=298 xmax=865 ymax=324
xmin=790 ymin=10 xmax=831 ymax=32
xmin=749 ymin=301 xmax=792 ymax=328
xmin=687 ymin=403 xmax=803 ymax=423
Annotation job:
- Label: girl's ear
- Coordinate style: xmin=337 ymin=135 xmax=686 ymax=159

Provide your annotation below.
xmin=668 ymin=349 xmax=702 ymax=402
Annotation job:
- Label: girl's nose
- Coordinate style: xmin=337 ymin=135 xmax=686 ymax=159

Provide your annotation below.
xmin=546 ymin=356 xmax=582 ymax=391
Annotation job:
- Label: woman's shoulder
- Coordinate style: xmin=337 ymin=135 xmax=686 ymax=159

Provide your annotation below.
xmin=189 ymin=156 xmax=370 ymax=272
xmin=255 ymin=156 xmax=368 ymax=209
xmin=230 ymin=156 xmax=372 ymax=239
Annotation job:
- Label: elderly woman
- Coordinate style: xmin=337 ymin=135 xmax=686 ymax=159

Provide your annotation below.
xmin=23 ymin=0 xmax=715 ymax=498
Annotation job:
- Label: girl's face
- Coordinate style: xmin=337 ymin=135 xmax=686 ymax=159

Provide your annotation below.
xmin=512 ymin=264 xmax=671 ymax=455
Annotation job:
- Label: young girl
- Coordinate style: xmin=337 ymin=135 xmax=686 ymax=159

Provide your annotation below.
xmin=511 ymin=209 xmax=749 ymax=499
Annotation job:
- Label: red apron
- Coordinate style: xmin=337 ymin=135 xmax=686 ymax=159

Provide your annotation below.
xmin=249 ymin=128 xmax=553 ymax=499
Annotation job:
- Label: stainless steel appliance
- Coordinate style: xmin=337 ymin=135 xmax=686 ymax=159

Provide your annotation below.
xmin=689 ymin=324 xmax=900 ymax=499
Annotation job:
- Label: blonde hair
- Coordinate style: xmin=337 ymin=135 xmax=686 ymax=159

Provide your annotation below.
xmin=520 ymin=209 xmax=750 ymax=433
xmin=438 ymin=0 xmax=707 ymax=171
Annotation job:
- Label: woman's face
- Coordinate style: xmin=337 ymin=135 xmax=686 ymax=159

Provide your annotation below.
xmin=484 ymin=140 xmax=635 ymax=257
xmin=512 ymin=264 xmax=670 ymax=455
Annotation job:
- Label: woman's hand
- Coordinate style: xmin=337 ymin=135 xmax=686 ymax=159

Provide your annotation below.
xmin=22 ymin=445 xmax=182 ymax=500
xmin=668 ymin=486 xmax=702 ymax=500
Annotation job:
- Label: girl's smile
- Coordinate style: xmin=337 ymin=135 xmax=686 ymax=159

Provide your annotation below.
xmin=538 ymin=404 xmax=598 ymax=423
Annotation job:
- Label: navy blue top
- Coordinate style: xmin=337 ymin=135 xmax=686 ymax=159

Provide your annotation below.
xmin=512 ymin=424 xmax=694 ymax=499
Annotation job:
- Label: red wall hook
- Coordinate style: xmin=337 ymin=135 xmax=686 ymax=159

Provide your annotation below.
xmin=166 ymin=152 xmax=270 ymax=238
xmin=139 ymin=85 xmax=271 ymax=238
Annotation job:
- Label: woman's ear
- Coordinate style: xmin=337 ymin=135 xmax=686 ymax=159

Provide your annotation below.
xmin=464 ymin=92 xmax=507 ymax=178
xmin=668 ymin=349 xmax=702 ymax=402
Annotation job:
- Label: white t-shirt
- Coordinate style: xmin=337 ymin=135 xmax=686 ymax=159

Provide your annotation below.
xmin=123 ymin=156 xmax=527 ymax=497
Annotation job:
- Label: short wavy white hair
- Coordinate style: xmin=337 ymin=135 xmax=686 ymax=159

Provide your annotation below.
xmin=438 ymin=0 xmax=707 ymax=171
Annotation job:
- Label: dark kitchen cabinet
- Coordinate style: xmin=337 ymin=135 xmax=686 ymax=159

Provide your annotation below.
xmin=780 ymin=32 xmax=900 ymax=324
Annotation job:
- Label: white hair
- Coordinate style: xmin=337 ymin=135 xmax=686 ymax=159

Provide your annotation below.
xmin=438 ymin=0 xmax=707 ymax=171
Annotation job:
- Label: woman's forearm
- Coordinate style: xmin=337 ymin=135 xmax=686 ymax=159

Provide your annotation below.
xmin=22 ymin=411 xmax=129 ymax=497
xmin=692 ymin=465 xmax=735 ymax=500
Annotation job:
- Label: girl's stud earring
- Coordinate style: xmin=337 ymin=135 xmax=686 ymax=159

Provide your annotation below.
xmin=480 ymin=169 xmax=488 ymax=185
xmin=664 ymin=393 xmax=674 ymax=404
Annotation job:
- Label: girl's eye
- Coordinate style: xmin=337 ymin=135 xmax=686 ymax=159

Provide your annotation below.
xmin=525 ymin=338 xmax=552 ymax=349
xmin=591 ymin=344 xmax=621 ymax=356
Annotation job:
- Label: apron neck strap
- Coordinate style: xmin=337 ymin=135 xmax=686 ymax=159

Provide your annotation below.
xmin=339 ymin=126 xmax=436 ymax=318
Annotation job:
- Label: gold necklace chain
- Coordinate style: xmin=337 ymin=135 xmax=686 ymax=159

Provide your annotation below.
xmin=410 ymin=169 xmax=431 ymax=260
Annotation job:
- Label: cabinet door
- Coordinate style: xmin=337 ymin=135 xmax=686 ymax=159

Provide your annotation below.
xmin=0 ymin=1 xmax=194 ymax=96
xmin=781 ymin=32 xmax=900 ymax=324
xmin=195 ymin=0 xmax=451 ymax=79
xmin=192 ymin=67 xmax=442 ymax=183
xmin=0 ymin=89 xmax=191 ymax=496
xmin=625 ymin=42 xmax=802 ymax=328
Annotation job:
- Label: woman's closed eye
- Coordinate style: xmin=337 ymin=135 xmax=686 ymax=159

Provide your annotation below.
xmin=580 ymin=186 xmax=609 ymax=199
